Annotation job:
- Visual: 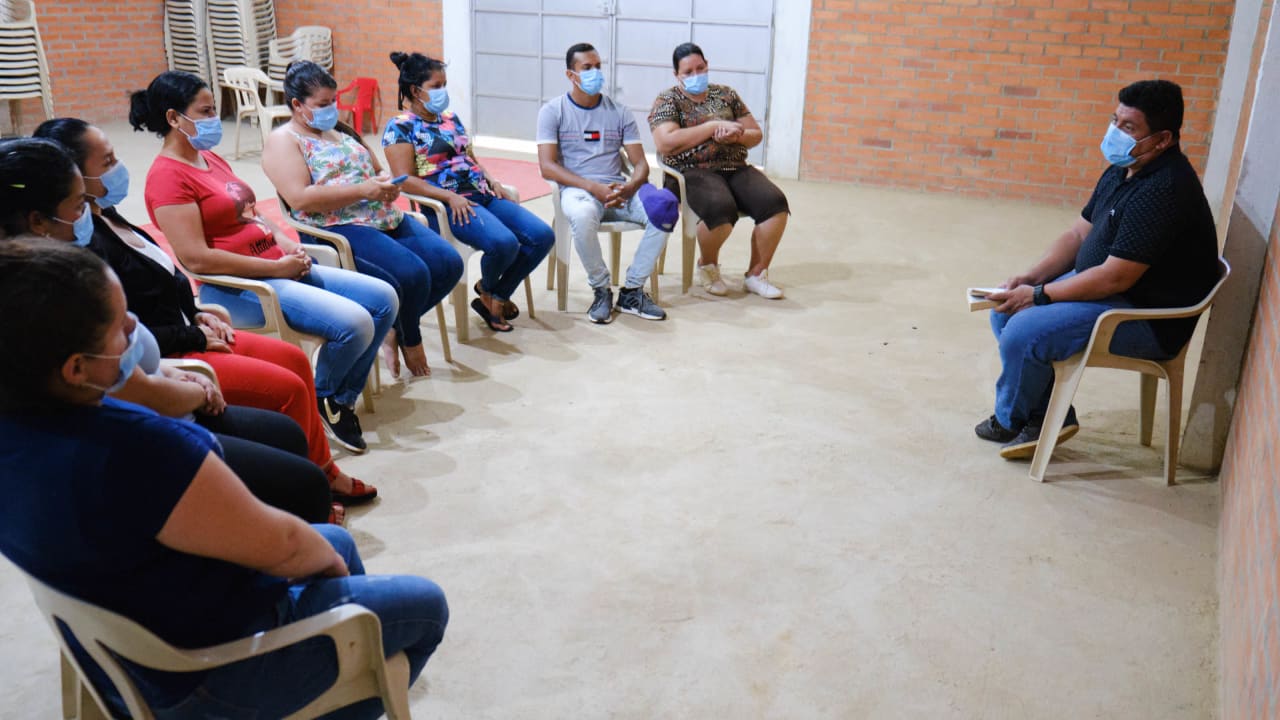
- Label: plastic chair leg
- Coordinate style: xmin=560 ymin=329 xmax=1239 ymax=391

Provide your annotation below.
xmin=1139 ymin=373 xmax=1157 ymax=446
xmin=1163 ymin=362 xmax=1185 ymax=485
xmin=681 ymin=224 xmax=697 ymax=294
xmin=524 ymin=277 xmax=536 ymax=320
xmin=435 ymin=304 xmax=452 ymax=364
xmin=382 ymin=652 xmax=412 ymax=720
xmin=546 ymin=244 xmax=557 ymax=291
xmin=610 ymin=232 xmax=622 ymax=285
xmin=1029 ymin=356 xmax=1088 ymax=482
xmin=651 ymin=269 xmax=660 ymax=302
xmin=59 ymin=652 xmax=75 ymax=720
xmin=452 ymin=282 xmax=469 ymax=343
xmin=658 ymin=242 xmax=667 ymax=275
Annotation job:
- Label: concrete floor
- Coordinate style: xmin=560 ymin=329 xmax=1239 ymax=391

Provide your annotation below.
xmin=0 ymin=121 xmax=1219 ymax=719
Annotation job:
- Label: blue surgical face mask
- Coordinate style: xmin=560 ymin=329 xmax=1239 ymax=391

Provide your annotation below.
xmin=83 ymin=321 xmax=143 ymax=394
xmin=1100 ymin=122 xmax=1150 ymax=168
xmin=306 ymin=103 xmax=339 ymax=132
xmin=85 ymin=162 xmax=130 ymax=209
xmin=51 ymin=202 xmax=94 ymax=247
xmin=682 ymin=72 xmax=709 ymax=95
xmin=180 ymin=112 xmax=223 ymax=151
xmin=574 ymin=68 xmax=604 ymax=95
xmin=424 ymin=87 xmax=450 ymax=115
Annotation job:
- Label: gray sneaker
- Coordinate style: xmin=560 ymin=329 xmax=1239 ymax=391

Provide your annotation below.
xmin=588 ymin=286 xmax=614 ymax=324
xmin=616 ymin=286 xmax=666 ymax=320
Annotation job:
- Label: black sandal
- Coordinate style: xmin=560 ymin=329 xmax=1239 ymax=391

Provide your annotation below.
xmin=471 ymin=298 xmax=513 ymax=332
xmin=475 ymin=281 xmax=519 ymax=320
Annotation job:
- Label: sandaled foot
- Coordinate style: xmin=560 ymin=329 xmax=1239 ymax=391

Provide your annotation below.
xmin=476 ymin=281 xmax=519 ymax=320
xmin=402 ymin=343 xmax=431 ymax=377
xmin=328 ymin=502 xmax=347 ymax=525
xmin=326 ymin=465 xmax=379 ymax=506
xmin=471 ymin=298 xmax=513 ymax=332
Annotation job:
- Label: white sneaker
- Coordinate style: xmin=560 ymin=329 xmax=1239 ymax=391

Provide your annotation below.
xmin=699 ymin=262 xmax=728 ymax=296
xmin=743 ymin=269 xmax=784 ymax=299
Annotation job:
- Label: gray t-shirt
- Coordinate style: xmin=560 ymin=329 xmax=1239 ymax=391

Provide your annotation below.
xmin=536 ymin=93 xmax=640 ymax=184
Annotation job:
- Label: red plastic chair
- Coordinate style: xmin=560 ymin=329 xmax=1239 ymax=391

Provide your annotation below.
xmin=335 ymin=77 xmax=382 ymax=134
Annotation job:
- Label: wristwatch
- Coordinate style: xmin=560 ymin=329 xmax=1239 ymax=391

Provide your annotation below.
xmin=1032 ymin=284 xmax=1053 ymax=306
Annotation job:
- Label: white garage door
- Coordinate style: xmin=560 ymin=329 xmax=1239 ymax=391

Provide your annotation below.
xmin=471 ymin=0 xmax=774 ymax=164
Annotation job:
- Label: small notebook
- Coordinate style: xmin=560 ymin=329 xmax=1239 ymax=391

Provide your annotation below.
xmin=967 ymin=287 xmax=1002 ymax=312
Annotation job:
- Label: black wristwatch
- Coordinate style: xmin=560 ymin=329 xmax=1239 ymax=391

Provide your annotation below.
xmin=1032 ymin=284 xmax=1053 ymax=306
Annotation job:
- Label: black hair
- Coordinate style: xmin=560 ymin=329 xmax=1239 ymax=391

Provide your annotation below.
xmin=1118 ymin=79 xmax=1184 ymax=142
xmin=389 ymin=51 xmax=447 ymax=110
xmin=672 ymin=42 xmax=706 ymax=72
xmin=0 ymin=237 xmax=114 ymax=413
xmin=33 ymin=118 xmax=131 ymax=225
xmin=565 ymin=42 xmax=596 ymax=70
xmin=129 ymin=70 xmax=208 ymax=137
xmin=33 ymin=118 xmax=93 ymax=169
xmin=283 ymin=60 xmax=338 ymax=107
xmin=0 ymin=138 xmax=80 ymax=237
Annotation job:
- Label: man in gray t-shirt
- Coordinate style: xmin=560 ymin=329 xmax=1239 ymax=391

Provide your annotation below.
xmin=537 ymin=42 xmax=669 ymax=324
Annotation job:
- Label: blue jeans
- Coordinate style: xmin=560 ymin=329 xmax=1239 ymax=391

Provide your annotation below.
xmin=989 ymin=271 xmax=1172 ymax=429
xmin=152 ymin=525 xmax=448 ymax=720
xmin=434 ymin=194 xmax=554 ymax=301
xmin=322 ymin=216 xmax=463 ymax=348
xmin=559 ymin=186 xmax=669 ymax=289
xmin=199 ymin=265 xmax=397 ymax=407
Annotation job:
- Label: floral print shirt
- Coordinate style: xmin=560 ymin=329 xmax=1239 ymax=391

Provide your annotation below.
xmin=648 ymin=84 xmax=752 ymax=172
xmin=381 ymin=111 xmax=492 ymax=197
xmin=289 ymin=131 xmax=402 ymax=231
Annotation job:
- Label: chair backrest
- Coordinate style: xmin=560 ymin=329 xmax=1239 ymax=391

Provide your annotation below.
xmin=338 ymin=77 xmax=379 ymax=111
xmin=25 ymin=572 xmax=206 ymax=720
xmin=223 ymin=65 xmax=264 ymax=112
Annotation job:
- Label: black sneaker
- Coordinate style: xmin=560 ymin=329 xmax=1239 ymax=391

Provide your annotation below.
xmin=975 ymin=414 xmax=1020 ymax=443
xmin=588 ymin=286 xmax=614 ymax=324
xmin=616 ymin=286 xmax=666 ymax=320
xmin=320 ymin=395 xmax=367 ymax=454
xmin=999 ymin=407 xmax=1080 ymax=460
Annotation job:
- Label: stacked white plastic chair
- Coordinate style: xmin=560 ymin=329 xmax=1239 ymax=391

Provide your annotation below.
xmin=0 ymin=0 xmax=54 ymax=133
xmin=163 ymin=0 xmax=214 ymax=84
xmin=207 ymin=0 xmax=275 ymax=91
xmin=268 ymin=25 xmax=333 ymax=85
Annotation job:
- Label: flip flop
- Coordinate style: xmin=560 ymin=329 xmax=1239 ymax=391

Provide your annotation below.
xmin=328 ymin=502 xmax=347 ymax=525
xmin=331 ymin=477 xmax=378 ymax=506
xmin=471 ymin=298 xmax=513 ymax=332
xmin=475 ymin=281 xmax=519 ymax=320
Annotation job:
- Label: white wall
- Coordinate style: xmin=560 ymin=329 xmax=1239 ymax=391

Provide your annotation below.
xmin=443 ymin=0 xmax=811 ymax=178
xmin=1201 ymin=0 xmax=1265 ymax=224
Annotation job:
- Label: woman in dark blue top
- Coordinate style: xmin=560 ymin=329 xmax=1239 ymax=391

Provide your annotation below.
xmin=0 ymin=238 xmax=448 ymax=718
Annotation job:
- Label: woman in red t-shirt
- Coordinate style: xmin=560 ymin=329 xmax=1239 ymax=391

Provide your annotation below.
xmin=133 ymin=71 xmax=398 ymax=460
xmin=32 ymin=117 xmax=376 ymax=506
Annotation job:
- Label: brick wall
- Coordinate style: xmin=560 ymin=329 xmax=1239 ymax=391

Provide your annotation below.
xmin=1219 ymin=203 xmax=1280 ymax=720
xmin=276 ymin=0 xmax=443 ymax=121
xmin=801 ymin=0 xmax=1234 ymax=206
xmin=4 ymin=1 xmax=167 ymax=131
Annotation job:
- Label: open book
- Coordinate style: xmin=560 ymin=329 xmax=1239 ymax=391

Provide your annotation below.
xmin=967 ymin=287 xmax=1003 ymax=312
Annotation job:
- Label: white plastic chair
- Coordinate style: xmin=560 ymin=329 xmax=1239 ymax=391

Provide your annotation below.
xmin=170 ymin=243 xmax=379 ymax=413
xmin=268 ymin=25 xmax=333 ymax=84
xmin=404 ymin=185 xmax=536 ymax=343
xmin=544 ymin=150 xmax=660 ymax=311
xmin=21 ymin=569 xmax=412 ymax=720
xmin=658 ymin=162 xmax=749 ymax=294
xmin=159 ymin=357 xmax=220 ymax=386
xmin=221 ymin=66 xmax=291 ymax=159
xmin=0 ymin=0 xmax=53 ymax=133
xmin=278 ymin=194 xmax=455 ymax=365
xmin=1030 ymin=257 xmax=1231 ymax=484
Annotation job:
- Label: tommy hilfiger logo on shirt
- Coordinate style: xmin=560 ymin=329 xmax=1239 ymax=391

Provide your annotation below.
xmin=582 ymin=130 xmax=601 ymax=142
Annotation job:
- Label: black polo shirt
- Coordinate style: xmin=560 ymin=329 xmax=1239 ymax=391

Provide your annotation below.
xmin=1075 ymin=146 xmax=1219 ymax=355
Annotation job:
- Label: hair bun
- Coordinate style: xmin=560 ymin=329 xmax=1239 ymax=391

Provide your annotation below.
xmin=389 ymin=51 xmax=407 ymax=68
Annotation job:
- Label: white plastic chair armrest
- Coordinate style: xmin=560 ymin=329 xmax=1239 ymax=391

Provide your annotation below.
xmin=159 ymin=358 xmax=219 ymax=388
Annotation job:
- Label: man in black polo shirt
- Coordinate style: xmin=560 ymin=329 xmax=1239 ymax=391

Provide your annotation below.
xmin=975 ymin=79 xmax=1219 ymax=459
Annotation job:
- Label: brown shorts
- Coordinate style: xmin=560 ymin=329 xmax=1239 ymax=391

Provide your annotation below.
xmin=663 ymin=165 xmax=790 ymax=229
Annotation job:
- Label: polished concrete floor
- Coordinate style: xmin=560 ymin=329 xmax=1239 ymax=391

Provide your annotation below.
xmin=0 ymin=121 xmax=1219 ymax=719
